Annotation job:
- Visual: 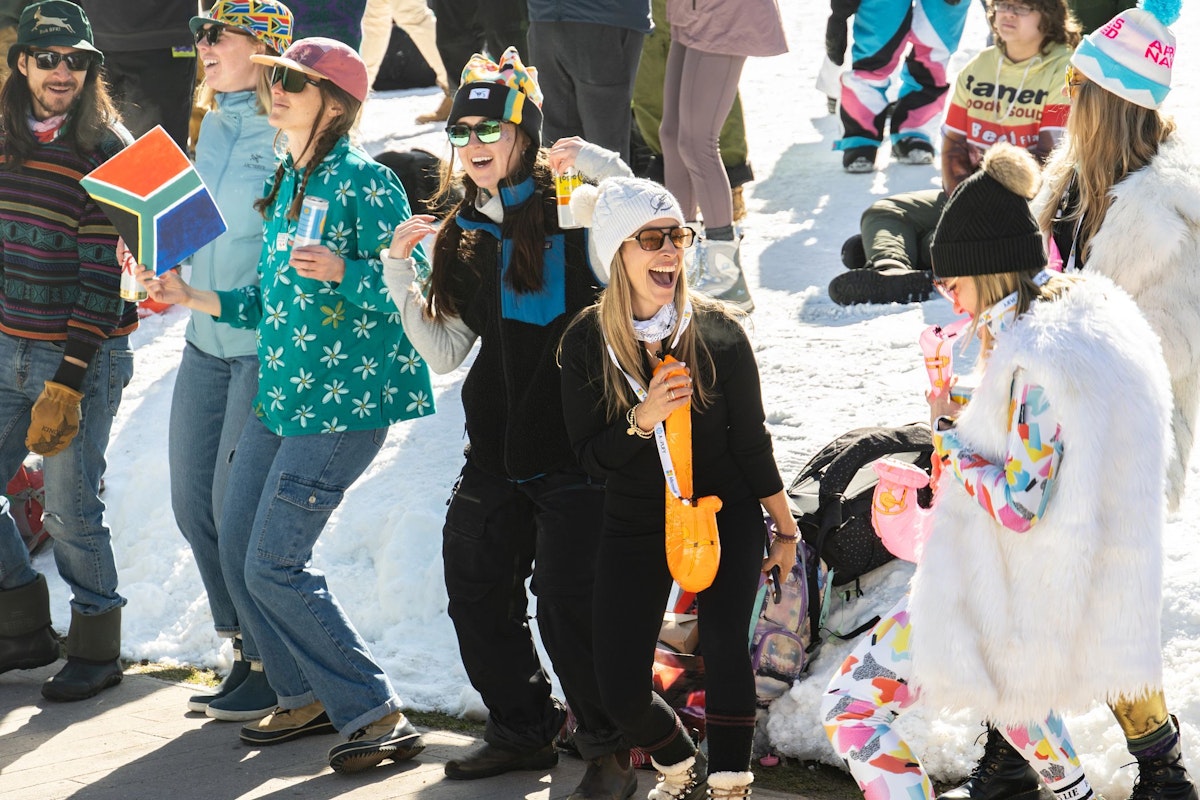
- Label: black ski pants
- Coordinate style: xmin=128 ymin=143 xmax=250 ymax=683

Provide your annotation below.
xmin=442 ymin=458 xmax=621 ymax=758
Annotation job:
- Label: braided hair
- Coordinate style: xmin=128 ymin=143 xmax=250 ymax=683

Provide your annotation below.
xmin=253 ymin=80 xmax=360 ymax=221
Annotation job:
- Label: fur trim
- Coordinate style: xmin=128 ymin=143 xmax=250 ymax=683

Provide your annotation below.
xmin=1036 ymin=133 xmax=1200 ymax=510
xmin=909 ymin=275 xmax=1171 ymax=725
xmin=650 ymin=755 xmax=696 ymax=775
xmin=707 ymin=771 xmax=755 ymax=789
xmin=981 ymin=142 xmax=1040 ymax=199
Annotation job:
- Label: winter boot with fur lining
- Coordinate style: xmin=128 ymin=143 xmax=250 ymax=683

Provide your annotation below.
xmin=648 ymin=751 xmax=708 ymax=800
xmin=707 ymin=770 xmax=753 ymax=798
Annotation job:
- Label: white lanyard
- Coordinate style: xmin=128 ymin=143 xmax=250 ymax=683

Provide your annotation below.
xmin=979 ymin=270 xmax=1051 ymax=336
xmin=604 ymin=302 xmax=693 ymax=501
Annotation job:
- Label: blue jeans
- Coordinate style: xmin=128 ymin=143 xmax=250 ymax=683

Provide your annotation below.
xmin=218 ymin=416 xmax=399 ymax=734
xmin=0 ymin=333 xmax=134 ymax=615
xmin=168 ymin=343 xmax=258 ymax=639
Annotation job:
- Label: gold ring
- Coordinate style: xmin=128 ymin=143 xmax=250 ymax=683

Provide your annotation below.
xmin=669 ymin=389 xmax=674 ymax=401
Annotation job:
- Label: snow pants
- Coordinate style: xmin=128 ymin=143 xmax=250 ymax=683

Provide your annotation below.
xmin=836 ymin=0 xmax=969 ymax=153
xmin=860 ymin=188 xmax=945 ymax=271
xmin=821 ymin=595 xmax=1089 ymax=800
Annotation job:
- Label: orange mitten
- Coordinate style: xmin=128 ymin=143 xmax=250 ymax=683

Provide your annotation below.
xmin=658 ymin=356 xmax=721 ymax=591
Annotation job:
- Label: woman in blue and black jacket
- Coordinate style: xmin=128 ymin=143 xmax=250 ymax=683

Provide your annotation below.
xmin=381 ymin=47 xmax=637 ymax=796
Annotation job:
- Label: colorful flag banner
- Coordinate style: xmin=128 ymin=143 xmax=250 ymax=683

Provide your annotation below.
xmin=80 ymin=125 xmax=228 ymax=274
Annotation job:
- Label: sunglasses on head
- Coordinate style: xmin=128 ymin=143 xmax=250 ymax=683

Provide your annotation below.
xmin=270 ymin=65 xmax=321 ymax=93
xmin=446 ymin=119 xmax=504 ymax=147
xmin=27 ymin=49 xmax=93 ymax=72
xmin=624 ymin=226 xmax=696 ymax=252
xmin=194 ymin=24 xmax=256 ymax=46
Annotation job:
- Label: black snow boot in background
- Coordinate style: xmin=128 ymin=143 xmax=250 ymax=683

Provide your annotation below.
xmin=0 ymin=573 xmax=59 ymax=673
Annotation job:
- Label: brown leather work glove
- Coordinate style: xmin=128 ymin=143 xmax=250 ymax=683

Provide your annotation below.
xmin=26 ymin=381 xmax=84 ymax=457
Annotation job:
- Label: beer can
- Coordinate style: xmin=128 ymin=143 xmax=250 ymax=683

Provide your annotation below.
xmin=294 ymin=196 xmax=329 ymax=248
xmin=554 ymin=168 xmax=583 ymax=229
xmin=117 ymin=237 xmax=147 ymax=302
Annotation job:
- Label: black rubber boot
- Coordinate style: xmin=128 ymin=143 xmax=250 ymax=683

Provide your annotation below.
xmin=1130 ymin=739 xmax=1200 ymax=800
xmin=42 ymin=606 xmax=122 ymax=701
xmin=0 ymin=574 xmax=60 ymax=673
xmin=938 ymin=725 xmax=1042 ymax=800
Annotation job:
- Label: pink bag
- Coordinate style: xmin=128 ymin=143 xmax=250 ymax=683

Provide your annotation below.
xmin=870 ymin=458 xmax=932 ymax=564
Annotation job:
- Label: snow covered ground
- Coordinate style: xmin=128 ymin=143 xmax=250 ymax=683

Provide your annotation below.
xmin=32 ymin=2 xmax=1200 ymax=795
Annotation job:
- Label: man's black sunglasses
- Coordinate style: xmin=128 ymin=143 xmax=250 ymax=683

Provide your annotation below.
xmin=27 ymin=49 xmax=94 ymax=72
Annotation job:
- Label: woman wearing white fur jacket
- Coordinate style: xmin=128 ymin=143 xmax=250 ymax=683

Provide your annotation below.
xmin=823 ymin=143 xmax=1198 ymax=800
xmin=1036 ymin=68 xmax=1195 ymax=515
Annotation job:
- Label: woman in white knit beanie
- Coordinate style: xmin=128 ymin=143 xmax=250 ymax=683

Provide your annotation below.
xmin=558 ymin=176 xmax=798 ymax=800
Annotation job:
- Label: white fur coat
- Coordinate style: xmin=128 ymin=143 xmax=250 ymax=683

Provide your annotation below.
xmin=1034 ymin=134 xmax=1200 ymax=510
xmin=908 ymin=276 xmax=1173 ymax=726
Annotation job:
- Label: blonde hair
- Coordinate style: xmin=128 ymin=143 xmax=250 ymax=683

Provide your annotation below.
xmin=1037 ymin=80 xmax=1175 ymax=260
xmin=195 ymin=37 xmax=275 ymax=114
xmin=566 ymin=245 xmax=740 ymax=422
xmin=964 ymin=270 xmax=1081 ymax=358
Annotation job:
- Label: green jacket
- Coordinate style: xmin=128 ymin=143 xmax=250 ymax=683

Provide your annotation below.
xmin=215 ymin=136 xmax=434 ymax=436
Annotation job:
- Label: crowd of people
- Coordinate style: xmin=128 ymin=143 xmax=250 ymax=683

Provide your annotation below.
xmin=0 ymin=1 xmax=1197 ymax=799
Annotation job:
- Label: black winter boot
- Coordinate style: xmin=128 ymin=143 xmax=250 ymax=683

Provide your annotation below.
xmin=568 ymin=749 xmax=638 ymax=799
xmin=0 ymin=574 xmax=60 ymax=673
xmin=42 ymin=606 xmax=122 ymax=701
xmin=1130 ymin=739 xmax=1200 ymax=800
xmin=841 ymin=234 xmax=867 ymax=269
xmin=938 ymin=725 xmax=1043 ymax=800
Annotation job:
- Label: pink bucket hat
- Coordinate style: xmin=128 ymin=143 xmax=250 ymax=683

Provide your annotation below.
xmin=250 ymin=36 xmax=368 ymax=102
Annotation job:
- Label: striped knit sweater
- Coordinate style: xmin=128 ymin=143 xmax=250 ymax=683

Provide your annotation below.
xmin=0 ymin=126 xmax=138 ymax=369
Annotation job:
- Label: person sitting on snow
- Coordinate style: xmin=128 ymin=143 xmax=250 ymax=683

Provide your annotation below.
xmin=828 ymin=0 xmax=1077 ymax=306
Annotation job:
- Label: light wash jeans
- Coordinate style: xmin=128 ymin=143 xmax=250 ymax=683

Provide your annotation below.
xmin=0 ymin=334 xmax=134 ymax=615
xmin=168 ymin=343 xmax=258 ymax=643
xmin=218 ymin=415 xmax=400 ymax=734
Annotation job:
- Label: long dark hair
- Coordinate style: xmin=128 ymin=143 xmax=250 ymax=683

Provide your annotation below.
xmin=0 ymin=53 xmax=121 ymax=168
xmin=253 ymin=80 xmax=361 ymax=221
xmin=425 ymin=128 xmax=549 ymax=318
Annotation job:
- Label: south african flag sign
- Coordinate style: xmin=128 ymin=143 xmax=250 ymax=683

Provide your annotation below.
xmin=81 ymin=125 xmax=227 ymax=274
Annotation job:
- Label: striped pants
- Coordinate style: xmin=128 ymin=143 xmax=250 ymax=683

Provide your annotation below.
xmin=836 ymin=0 xmax=969 ymax=153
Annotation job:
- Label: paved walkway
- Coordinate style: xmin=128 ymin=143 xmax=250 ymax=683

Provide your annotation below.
xmin=1 ymin=664 xmax=805 ymax=800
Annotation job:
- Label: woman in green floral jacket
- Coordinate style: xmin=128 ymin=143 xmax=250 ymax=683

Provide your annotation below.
xmin=140 ymin=39 xmax=431 ymax=775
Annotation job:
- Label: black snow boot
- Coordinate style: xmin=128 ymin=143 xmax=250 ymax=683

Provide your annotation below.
xmin=42 ymin=606 xmax=123 ymax=701
xmin=0 ymin=574 xmax=60 ymax=673
xmin=938 ymin=725 xmax=1043 ymax=800
xmin=1130 ymin=739 xmax=1200 ymax=800
xmin=841 ymin=234 xmax=867 ymax=269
